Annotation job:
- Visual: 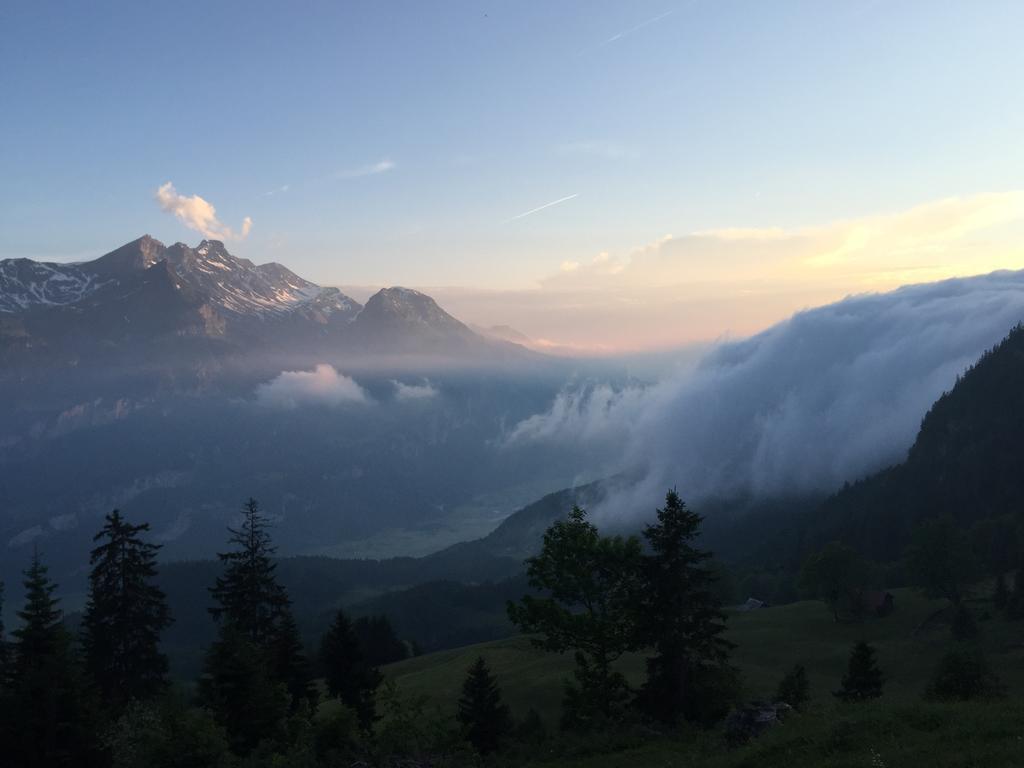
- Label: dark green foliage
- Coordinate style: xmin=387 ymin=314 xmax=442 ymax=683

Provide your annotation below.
xmin=320 ymin=609 xmax=382 ymax=732
xmin=270 ymin=609 xmax=317 ymax=711
xmin=81 ymin=510 xmax=172 ymax=709
xmin=1007 ymin=567 xmax=1024 ymax=619
xmin=204 ymin=498 xmax=313 ymax=728
xmin=199 ymin=624 xmax=289 ymax=755
xmin=507 ymin=505 xmax=644 ymax=730
xmin=352 ymin=614 xmax=407 ymax=666
xmin=457 ymin=656 xmax=511 ymax=755
xmin=950 ymin=603 xmax=978 ymax=641
xmin=993 ymin=572 xmax=1010 ymax=610
xmin=907 ymin=517 xmax=977 ymax=605
xmin=926 ymin=647 xmax=1004 ymax=702
xmin=0 ymin=580 xmax=7 ymax=684
xmin=635 ymin=490 xmax=735 ymax=726
xmin=514 ymin=707 xmax=547 ymax=746
xmin=799 ymin=542 xmax=866 ymax=622
xmin=776 ymin=664 xmax=810 ymax=709
xmin=106 ymin=698 xmax=233 ymax=768
xmin=834 ymin=641 xmax=884 ymax=702
xmin=8 ymin=551 xmax=101 ymax=767
xmin=811 ymin=325 xmax=1024 ymax=563
xmin=209 ymin=498 xmax=291 ymax=644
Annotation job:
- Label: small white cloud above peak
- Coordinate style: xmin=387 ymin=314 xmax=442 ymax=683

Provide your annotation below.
xmin=155 ymin=182 xmax=252 ymax=241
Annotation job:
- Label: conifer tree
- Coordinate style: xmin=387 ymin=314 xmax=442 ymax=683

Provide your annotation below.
xmin=10 ymin=550 xmax=100 ymax=767
xmin=834 ymin=641 xmax=884 ymax=702
xmin=206 ymin=499 xmax=312 ymax=703
xmin=775 ymin=664 xmax=810 ymax=709
xmin=202 ymin=498 xmax=313 ymax=748
xmin=81 ymin=510 xmax=172 ymax=708
xmin=507 ymin=505 xmax=644 ymax=730
xmin=272 ymin=608 xmax=317 ymax=711
xmin=457 ymin=656 xmax=511 ymax=755
xmin=199 ymin=624 xmax=289 ymax=755
xmin=320 ymin=609 xmax=382 ymax=732
xmin=636 ymin=490 xmax=735 ymax=725
xmin=209 ymin=498 xmax=290 ymax=643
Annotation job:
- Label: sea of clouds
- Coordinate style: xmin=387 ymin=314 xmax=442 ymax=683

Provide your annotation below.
xmin=506 ymin=270 xmax=1024 ymax=520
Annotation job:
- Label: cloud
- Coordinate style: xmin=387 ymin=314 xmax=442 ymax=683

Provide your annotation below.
xmin=506 ymin=269 xmax=1024 ymax=520
xmin=337 ymin=158 xmax=396 ymax=179
xmin=155 ymin=182 xmax=253 ymax=240
xmin=392 ymin=379 xmax=439 ymax=401
xmin=256 ymin=364 xmax=368 ymax=408
xmin=544 ymin=192 xmax=1024 ymax=293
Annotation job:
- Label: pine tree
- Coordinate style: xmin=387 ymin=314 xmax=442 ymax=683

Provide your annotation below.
xmin=775 ymin=664 xmax=810 ymax=709
xmin=457 ymin=656 xmax=511 ymax=755
xmin=202 ymin=498 xmax=313 ymax=749
xmin=636 ymin=490 xmax=736 ymax=725
xmin=199 ymin=624 xmax=289 ymax=755
xmin=271 ymin=608 xmax=317 ymax=711
xmin=507 ymin=505 xmax=644 ymax=730
xmin=320 ymin=609 xmax=382 ymax=732
xmin=80 ymin=510 xmax=172 ymax=708
xmin=834 ymin=641 xmax=884 ymax=702
xmin=209 ymin=498 xmax=290 ymax=644
xmin=10 ymin=550 xmax=100 ymax=767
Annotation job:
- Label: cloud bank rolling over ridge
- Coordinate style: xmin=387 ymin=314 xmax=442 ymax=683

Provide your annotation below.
xmin=507 ymin=269 xmax=1024 ymax=521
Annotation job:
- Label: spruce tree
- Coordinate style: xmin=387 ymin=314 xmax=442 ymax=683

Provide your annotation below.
xmin=507 ymin=505 xmax=644 ymax=730
xmin=636 ymin=490 xmax=735 ymax=725
xmin=80 ymin=510 xmax=172 ymax=708
xmin=834 ymin=641 xmax=884 ymax=702
xmin=202 ymin=498 xmax=313 ymax=748
xmin=209 ymin=498 xmax=290 ymax=643
xmin=10 ymin=550 xmax=100 ymax=767
xmin=457 ymin=656 xmax=511 ymax=755
xmin=199 ymin=624 xmax=289 ymax=755
xmin=271 ymin=608 xmax=317 ymax=711
xmin=320 ymin=609 xmax=382 ymax=732
xmin=775 ymin=664 xmax=810 ymax=709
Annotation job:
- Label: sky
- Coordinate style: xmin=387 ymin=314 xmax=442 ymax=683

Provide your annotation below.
xmin=2 ymin=0 xmax=1024 ymax=351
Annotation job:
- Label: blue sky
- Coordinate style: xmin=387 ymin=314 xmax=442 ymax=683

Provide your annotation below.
xmin=3 ymin=1 xmax=1023 ymax=348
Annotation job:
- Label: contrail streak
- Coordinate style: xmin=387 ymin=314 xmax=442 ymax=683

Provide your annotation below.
xmin=505 ymin=193 xmax=579 ymax=223
xmin=604 ymin=10 xmax=673 ymax=44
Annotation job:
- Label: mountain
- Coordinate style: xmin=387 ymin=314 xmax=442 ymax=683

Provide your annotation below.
xmin=0 ymin=236 xmax=530 ymax=372
xmin=801 ymin=323 xmax=1024 ymax=562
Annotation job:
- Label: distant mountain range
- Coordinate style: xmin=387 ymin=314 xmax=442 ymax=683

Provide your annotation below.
xmin=0 ymin=235 xmax=528 ymax=370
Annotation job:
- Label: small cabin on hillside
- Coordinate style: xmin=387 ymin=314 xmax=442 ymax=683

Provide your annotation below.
xmin=737 ymin=597 xmax=769 ymax=612
xmin=859 ymin=590 xmax=895 ymax=617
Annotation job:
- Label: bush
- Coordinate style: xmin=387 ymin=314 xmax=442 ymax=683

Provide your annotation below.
xmin=925 ymin=647 xmax=1004 ymax=701
xmin=775 ymin=664 xmax=810 ymax=710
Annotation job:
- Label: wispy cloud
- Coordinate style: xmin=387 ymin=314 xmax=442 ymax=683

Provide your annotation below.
xmin=155 ymin=182 xmax=252 ymax=240
xmin=264 ymin=184 xmax=290 ymax=197
xmin=504 ymin=193 xmax=579 ymax=223
xmin=337 ymin=158 xmax=396 ymax=179
xmin=558 ymin=140 xmax=636 ymax=160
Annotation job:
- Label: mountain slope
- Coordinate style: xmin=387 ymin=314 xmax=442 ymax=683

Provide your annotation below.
xmin=809 ymin=322 xmax=1024 ymax=560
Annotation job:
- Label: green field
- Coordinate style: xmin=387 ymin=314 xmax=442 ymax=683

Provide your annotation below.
xmin=377 ymin=588 xmax=1024 ymax=765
